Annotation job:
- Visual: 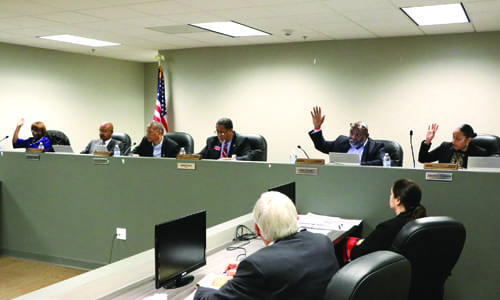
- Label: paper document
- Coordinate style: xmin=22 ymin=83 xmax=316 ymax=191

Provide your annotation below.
xmin=184 ymin=273 xmax=219 ymax=300
xmin=299 ymin=212 xmax=362 ymax=232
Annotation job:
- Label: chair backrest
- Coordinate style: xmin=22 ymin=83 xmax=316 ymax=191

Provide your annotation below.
xmin=164 ymin=132 xmax=194 ymax=154
xmin=374 ymin=139 xmax=404 ymax=166
xmin=238 ymin=133 xmax=267 ymax=161
xmin=111 ymin=132 xmax=132 ymax=155
xmin=470 ymin=134 xmax=500 ymax=155
xmin=46 ymin=130 xmax=70 ymax=146
xmin=323 ymin=251 xmax=411 ymax=300
xmin=391 ymin=216 xmax=466 ymax=300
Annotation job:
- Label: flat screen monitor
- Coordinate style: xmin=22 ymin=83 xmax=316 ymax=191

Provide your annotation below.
xmin=268 ymin=181 xmax=296 ymax=205
xmin=155 ymin=210 xmax=206 ymax=289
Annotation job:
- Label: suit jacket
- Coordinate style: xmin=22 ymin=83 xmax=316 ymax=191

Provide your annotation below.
xmin=194 ymin=230 xmax=339 ymax=300
xmin=418 ymin=141 xmax=488 ymax=168
xmin=198 ymin=132 xmax=255 ymax=161
xmin=308 ymin=130 xmax=385 ymax=166
xmin=80 ymin=139 xmax=123 ymax=154
xmin=131 ymin=136 xmax=179 ymax=158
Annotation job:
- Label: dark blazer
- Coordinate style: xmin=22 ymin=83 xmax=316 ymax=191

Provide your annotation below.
xmin=132 ymin=136 xmax=179 ymax=158
xmin=308 ymin=130 xmax=385 ymax=166
xmin=80 ymin=138 xmax=123 ymax=154
xmin=194 ymin=230 xmax=339 ymax=300
xmin=350 ymin=212 xmax=412 ymax=261
xmin=418 ymin=141 xmax=488 ymax=168
xmin=198 ymin=132 xmax=255 ymax=161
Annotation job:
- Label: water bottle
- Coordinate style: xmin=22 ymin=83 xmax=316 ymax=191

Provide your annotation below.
xmin=383 ymin=153 xmax=391 ymax=167
xmin=38 ymin=143 xmax=44 ymax=151
xmin=231 ymin=154 xmax=237 ymax=161
xmin=179 ymin=147 xmax=186 ymax=155
xmin=289 ymin=150 xmax=297 ymax=163
xmin=113 ymin=144 xmax=120 ymax=156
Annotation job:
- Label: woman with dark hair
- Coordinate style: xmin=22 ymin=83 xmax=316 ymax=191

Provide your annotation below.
xmin=12 ymin=118 xmax=52 ymax=152
xmin=347 ymin=179 xmax=427 ymax=261
xmin=418 ymin=123 xmax=488 ymax=168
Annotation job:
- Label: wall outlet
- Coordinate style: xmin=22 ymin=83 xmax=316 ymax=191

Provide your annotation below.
xmin=116 ymin=227 xmax=127 ymax=240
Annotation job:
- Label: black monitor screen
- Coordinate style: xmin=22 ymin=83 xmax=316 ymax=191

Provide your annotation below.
xmin=155 ymin=210 xmax=206 ymax=289
xmin=268 ymin=181 xmax=296 ymax=205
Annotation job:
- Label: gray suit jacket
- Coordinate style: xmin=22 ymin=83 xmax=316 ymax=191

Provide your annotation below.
xmin=80 ymin=139 xmax=123 ymax=155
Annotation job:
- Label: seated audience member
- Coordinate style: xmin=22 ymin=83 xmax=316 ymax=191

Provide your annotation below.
xmin=347 ymin=179 xmax=426 ymax=261
xmin=194 ymin=191 xmax=339 ymax=300
xmin=198 ymin=118 xmax=257 ymax=161
xmin=80 ymin=121 xmax=123 ymax=155
xmin=418 ymin=123 xmax=488 ymax=169
xmin=308 ymin=106 xmax=385 ymax=165
xmin=12 ymin=118 xmax=53 ymax=152
xmin=132 ymin=121 xmax=179 ymax=158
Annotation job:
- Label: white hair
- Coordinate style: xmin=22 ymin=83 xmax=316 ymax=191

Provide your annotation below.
xmin=253 ymin=191 xmax=299 ymax=242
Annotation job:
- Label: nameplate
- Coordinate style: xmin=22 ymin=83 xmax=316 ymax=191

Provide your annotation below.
xmin=25 ymin=154 xmax=40 ymax=161
xmin=93 ymin=158 xmax=110 ymax=165
xmin=425 ymin=172 xmax=453 ymax=182
xmin=296 ymin=167 xmax=318 ymax=175
xmin=176 ymin=154 xmax=202 ymax=160
xmin=93 ymin=151 xmax=111 ymax=157
xmin=26 ymin=148 xmax=43 ymax=153
xmin=295 ymin=158 xmax=325 ymax=165
xmin=177 ymin=162 xmax=196 ymax=170
xmin=423 ymin=163 xmax=458 ymax=170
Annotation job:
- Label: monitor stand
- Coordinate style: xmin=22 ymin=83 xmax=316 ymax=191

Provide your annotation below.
xmin=164 ymin=274 xmax=195 ymax=289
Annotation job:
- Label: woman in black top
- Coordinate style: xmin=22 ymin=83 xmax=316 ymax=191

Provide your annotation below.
xmin=349 ymin=179 xmax=427 ymax=261
xmin=418 ymin=123 xmax=488 ymax=168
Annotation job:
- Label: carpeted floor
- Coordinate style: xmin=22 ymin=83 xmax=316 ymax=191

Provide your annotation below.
xmin=0 ymin=256 xmax=87 ymax=300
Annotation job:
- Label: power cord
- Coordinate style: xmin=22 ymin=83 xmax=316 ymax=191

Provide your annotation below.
xmin=108 ymin=233 xmax=117 ymax=264
xmin=226 ymin=225 xmax=258 ymax=261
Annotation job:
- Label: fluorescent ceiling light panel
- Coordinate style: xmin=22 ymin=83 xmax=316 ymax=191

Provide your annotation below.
xmin=189 ymin=21 xmax=270 ymax=37
xmin=401 ymin=3 xmax=469 ymax=26
xmin=38 ymin=35 xmax=120 ymax=47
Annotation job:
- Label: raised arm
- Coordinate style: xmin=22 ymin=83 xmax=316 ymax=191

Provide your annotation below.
xmin=424 ymin=123 xmax=439 ymax=145
xmin=310 ymin=106 xmax=326 ymax=130
xmin=12 ymin=117 xmax=24 ymax=144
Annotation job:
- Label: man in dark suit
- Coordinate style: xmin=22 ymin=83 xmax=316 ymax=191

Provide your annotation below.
xmin=199 ymin=118 xmax=258 ymax=161
xmin=80 ymin=121 xmax=123 ymax=155
xmin=132 ymin=121 xmax=179 ymax=158
xmin=194 ymin=191 xmax=339 ymax=300
xmin=308 ymin=106 xmax=385 ymax=166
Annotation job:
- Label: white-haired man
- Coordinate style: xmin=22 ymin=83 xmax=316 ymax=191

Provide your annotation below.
xmin=194 ymin=191 xmax=339 ymax=300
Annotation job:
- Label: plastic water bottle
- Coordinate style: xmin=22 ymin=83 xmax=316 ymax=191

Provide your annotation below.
xmin=289 ymin=150 xmax=297 ymax=163
xmin=38 ymin=143 xmax=44 ymax=151
xmin=383 ymin=153 xmax=391 ymax=167
xmin=113 ymin=144 xmax=120 ymax=156
xmin=231 ymin=154 xmax=237 ymax=161
xmin=179 ymin=147 xmax=186 ymax=155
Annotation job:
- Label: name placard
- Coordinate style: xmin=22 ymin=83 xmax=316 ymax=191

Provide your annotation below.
xmin=296 ymin=167 xmax=318 ymax=175
xmin=425 ymin=172 xmax=453 ymax=182
xmin=93 ymin=158 xmax=110 ymax=165
xmin=177 ymin=162 xmax=196 ymax=170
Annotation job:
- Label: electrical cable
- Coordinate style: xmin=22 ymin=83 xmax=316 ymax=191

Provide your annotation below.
xmin=226 ymin=225 xmax=258 ymax=261
xmin=108 ymin=234 xmax=117 ymax=264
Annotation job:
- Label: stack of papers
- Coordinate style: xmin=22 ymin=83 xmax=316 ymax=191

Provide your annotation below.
xmin=299 ymin=212 xmax=362 ymax=235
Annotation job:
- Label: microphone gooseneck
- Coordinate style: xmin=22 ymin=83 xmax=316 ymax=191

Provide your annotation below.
xmin=0 ymin=135 xmax=9 ymax=143
xmin=410 ymin=130 xmax=415 ymax=168
xmin=297 ymin=145 xmax=310 ymax=159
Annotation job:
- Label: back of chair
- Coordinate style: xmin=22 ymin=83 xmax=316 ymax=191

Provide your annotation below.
xmin=238 ymin=133 xmax=267 ymax=161
xmin=111 ymin=132 xmax=132 ymax=155
xmin=164 ymin=132 xmax=194 ymax=154
xmin=391 ymin=216 xmax=466 ymax=300
xmin=374 ymin=139 xmax=403 ymax=166
xmin=46 ymin=130 xmax=71 ymax=146
xmin=323 ymin=251 xmax=411 ymax=300
xmin=471 ymin=134 xmax=500 ymax=155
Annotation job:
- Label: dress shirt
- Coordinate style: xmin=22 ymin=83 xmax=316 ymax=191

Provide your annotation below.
xmin=153 ymin=138 xmax=163 ymax=158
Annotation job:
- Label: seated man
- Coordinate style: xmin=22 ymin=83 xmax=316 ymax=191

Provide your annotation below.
xmin=308 ymin=106 xmax=385 ymax=166
xmin=80 ymin=121 xmax=123 ymax=154
xmin=132 ymin=121 xmax=179 ymax=158
xmin=194 ymin=191 xmax=339 ymax=300
xmin=198 ymin=118 xmax=258 ymax=161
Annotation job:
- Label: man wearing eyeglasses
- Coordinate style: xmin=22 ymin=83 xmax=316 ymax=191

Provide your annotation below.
xmin=80 ymin=121 xmax=124 ymax=155
xmin=308 ymin=106 xmax=385 ymax=166
xmin=199 ymin=118 xmax=255 ymax=161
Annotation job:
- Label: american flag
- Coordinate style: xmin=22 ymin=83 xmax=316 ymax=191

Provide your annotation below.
xmin=154 ymin=66 xmax=169 ymax=132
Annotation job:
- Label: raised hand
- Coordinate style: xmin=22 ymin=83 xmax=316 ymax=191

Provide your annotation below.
xmin=17 ymin=117 xmax=25 ymax=127
xmin=425 ymin=123 xmax=439 ymax=144
xmin=310 ymin=106 xmax=326 ymax=129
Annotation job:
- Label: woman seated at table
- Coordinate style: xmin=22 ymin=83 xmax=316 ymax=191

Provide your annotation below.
xmin=347 ymin=179 xmax=427 ymax=261
xmin=418 ymin=123 xmax=488 ymax=169
xmin=12 ymin=118 xmax=52 ymax=152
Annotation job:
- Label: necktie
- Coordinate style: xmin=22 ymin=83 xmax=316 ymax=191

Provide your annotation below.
xmin=222 ymin=143 xmax=228 ymax=158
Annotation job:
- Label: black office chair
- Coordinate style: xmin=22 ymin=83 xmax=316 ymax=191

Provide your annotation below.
xmin=164 ymin=132 xmax=194 ymax=154
xmin=374 ymin=139 xmax=403 ymax=167
xmin=470 ymin=134 xmax=500 ymax=156
xmin=238 ymin=133 xmax=267 ymax=161
xmin=46 ymin=130 xmax=71 ymax=146
xmin=111 ymin=132 xmax=132 ymax=155
xmin=323 ymin=251 xmax=411 ymax=300
xmin=391 ymin=216 xmax=466 ymax=300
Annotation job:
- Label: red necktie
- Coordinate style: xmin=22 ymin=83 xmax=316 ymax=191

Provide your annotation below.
xmin=222 ymin=143 xmax=228 ymax=158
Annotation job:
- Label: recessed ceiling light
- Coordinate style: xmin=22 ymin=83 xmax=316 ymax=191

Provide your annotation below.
xmin=189 ymin=21 xmax=270 ymax=37
xmin=401 ymin=3 xmax=469 ymax=26
xmin=38 ymin=35 xmax=120 ymax=47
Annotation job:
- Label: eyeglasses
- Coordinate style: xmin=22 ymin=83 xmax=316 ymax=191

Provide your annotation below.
xmin=214 ymin=130 xmax=227 ymax=136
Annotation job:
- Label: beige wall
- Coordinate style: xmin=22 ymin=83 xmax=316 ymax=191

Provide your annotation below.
xmin=0 ymin=42 xmax=146 ymax=153
xmin=160 ymin=31 xmax=500 ymax=167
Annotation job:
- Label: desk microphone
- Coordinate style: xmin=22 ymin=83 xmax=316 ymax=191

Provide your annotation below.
xmin=297 ymin=145 xmax=310 ymax=159
xmin=410 ymin=130 xmax=415 ymax=168
xmin=0 ymin=135 xmax=9 ymax=143
xmin=124 ymin=142 xmax=137 ymax=156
